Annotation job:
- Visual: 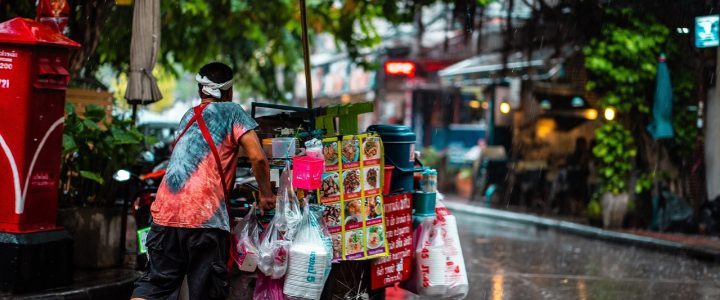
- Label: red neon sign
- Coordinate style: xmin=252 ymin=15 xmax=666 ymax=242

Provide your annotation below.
xmin=384 ymin=61 xmax=416 ymax=77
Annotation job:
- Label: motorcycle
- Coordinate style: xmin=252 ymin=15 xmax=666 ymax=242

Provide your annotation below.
xmin=113 ymin=160 xmax=263 ymax=270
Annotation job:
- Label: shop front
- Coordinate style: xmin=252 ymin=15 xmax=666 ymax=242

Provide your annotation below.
xmin=439 ymin=46 xmax=604 ymax=213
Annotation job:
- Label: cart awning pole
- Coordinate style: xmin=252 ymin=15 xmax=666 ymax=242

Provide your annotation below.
xmin=300 ymin=0 xmax=313 ymax=109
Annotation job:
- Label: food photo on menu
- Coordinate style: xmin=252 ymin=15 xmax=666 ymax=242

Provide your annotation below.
xmin=364 ymin=166 xmax=380 ymax=191
xmin=323 ymin=140 xmax=339 ymax=165
xmin=366 ymin=196 xmax=383 ymax=220
xmin=322 ymin=203 xmax=341 ymax=228
xmin=345 ymin=229 xmax=364 ymax=257
xmin=321 ymin=172 xmax=341 ymax=198
xmin=344 ymin=200 xmax=363 ymax=225
xmin=363 ymin=136 xmax=381 ymax=161
xmin=342 ymin=169 xmax=362 ymax=194
xmin=366 ymin=225 xmax=386 ymax=252
xmin=331 ymin=233 xmax=342 ymax=259
xmin=341 ymin=137 xmax=360 ymax=163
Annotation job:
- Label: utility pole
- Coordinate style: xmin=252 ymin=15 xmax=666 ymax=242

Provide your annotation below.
xmin=708 ymin=2 xmax=720 ymax=201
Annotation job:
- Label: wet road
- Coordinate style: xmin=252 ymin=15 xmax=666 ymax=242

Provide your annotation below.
xmin=423 ymin=211 xmax=720 ymax=300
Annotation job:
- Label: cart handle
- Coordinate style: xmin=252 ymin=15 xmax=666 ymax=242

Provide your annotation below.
xmin=251 ymin=102 xmax=312 ymax=118
xmin=385 ymin=155 xmax=427 ymax=174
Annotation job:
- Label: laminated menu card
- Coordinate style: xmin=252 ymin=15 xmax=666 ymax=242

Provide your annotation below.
xmin=319 ymin=137 xmax=342 ymax=260
xmin=318 ymin=134 xmax=389 ymax=261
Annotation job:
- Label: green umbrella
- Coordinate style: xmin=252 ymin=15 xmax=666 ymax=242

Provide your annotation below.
xmin=647 ymin=53 xmax=674 ymax=140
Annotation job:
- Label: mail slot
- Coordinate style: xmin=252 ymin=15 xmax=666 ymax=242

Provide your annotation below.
xmin=0 ymin=18 xmax=80 ymax=233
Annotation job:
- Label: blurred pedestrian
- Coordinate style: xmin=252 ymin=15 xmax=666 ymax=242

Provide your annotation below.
xmin=132 ymin=62 xmax=275 ymax=300
xmin=566 ymin=137 xmax=591 ymax=213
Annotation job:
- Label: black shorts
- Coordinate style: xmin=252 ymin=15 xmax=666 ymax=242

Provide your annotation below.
xmin=132 ymin=224 xmax=229 ymax=300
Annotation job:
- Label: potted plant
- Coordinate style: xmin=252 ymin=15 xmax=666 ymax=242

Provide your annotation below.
xmin=586 ymin=192 xmax=603 ymax=227
xmin=592 ymin=122 xmax=636 ymax=228
xmin=455 ymin=167 xmax=474 ymax=199
xmin=58 ymin=103 xmax=148 ymax=268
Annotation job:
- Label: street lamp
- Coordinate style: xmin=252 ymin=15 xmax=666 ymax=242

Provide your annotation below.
xmin=604 ymin=107 xmax=616 ymax=121
xmin=499 ymin=101 xmax=511 ymax=114
xmin=584 ymin=109 xmax=598 ymax=120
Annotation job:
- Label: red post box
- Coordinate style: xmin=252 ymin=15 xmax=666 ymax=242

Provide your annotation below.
xmin=0 ymin=18 xmax=79 ymax=233
xmin=0 ymin=18 xmax=79 ymax=293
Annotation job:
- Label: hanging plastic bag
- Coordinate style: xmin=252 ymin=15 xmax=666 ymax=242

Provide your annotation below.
xmin=403 ymin=199 xmax=469 ymax=299
xmin=257 ymin=203 xmax=291 ymax=279
xmin=231 ymin=205 xmax=261 ymax=272
xmin=435 ymin=200 xmax=469 ymax=299
xmin=253 ymin=273 xmax=286 ymax=300
xmin=305 ymin=138 xmax=323 ymax=159
xmin=404 ymin=217 xmax=446 ymax=296
xmin=258 ymin=168 xmax=302 ymax=279
xmin=279 ymin=167 xmax=302 ymax=240
xmin=284 ymin=201 xmax=332 ymax=300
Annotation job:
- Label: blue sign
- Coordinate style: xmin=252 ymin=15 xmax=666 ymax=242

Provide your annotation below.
xmin=696 ymin=15 xmax=719 ymax=48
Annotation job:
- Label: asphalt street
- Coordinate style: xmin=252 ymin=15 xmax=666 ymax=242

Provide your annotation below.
xmin=401 ymin=211 xmax=720 ymax=300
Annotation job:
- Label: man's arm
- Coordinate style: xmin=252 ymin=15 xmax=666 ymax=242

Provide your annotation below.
xmin=239 ymin=130 xmax=275 ymax=214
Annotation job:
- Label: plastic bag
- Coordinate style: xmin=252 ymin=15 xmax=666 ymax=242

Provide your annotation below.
xmin=404 ymin=217 xmax=445 ymax=296
xmin=231 ymin=205 xmax=261 ymax=272
xmin=257 ymin=204 xmax=291 ymax=279
xmin=253 ymin=273 xmax=285 ymax=300
xmin=279 ymin=168 xmax=302 ymax=240
xmin=653 ymin=189 xmax=695 ymax=233
xmin=404 ymin=199 xmax=468 ymax=299
xmin=284 ymin=201 xmax=332 ymax=300
xmin=305 ymin=138 xmax=323 ymax=159
xmin=435 ymin=200 xmax=469 ymax=299
xmin=258 ymin=168 xmax=302 ymax=279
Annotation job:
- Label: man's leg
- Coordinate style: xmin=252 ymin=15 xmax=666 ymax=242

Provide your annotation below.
xmin=185 ymin=228 xmax=229 ymax=300
xmin=132 ymin=224 xmax=187 ymax=300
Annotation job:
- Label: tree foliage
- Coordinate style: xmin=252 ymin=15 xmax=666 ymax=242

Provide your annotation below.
xmin=583 ymin=8 xmax=669 ymax=114
xmin=94 ymin=0 xmax=426 ymax=101
xmin=592 ymin=121 xmax=637 ymax=195
xmin=61 ymin=103 xmax=149 ymax=206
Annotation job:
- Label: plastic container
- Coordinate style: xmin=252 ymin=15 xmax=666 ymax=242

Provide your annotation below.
xmin=367 ymin=125 xmax=423 ymax=193
xmin=383 ymin=165 xmax=394 ymax=195
xmin=272 ymin=137 xmax=296 ymax=158
xmin=262 ymin=138 xmax=273 ymax=158
xmin=419 ymin=169 xmax=438 ymax=193
xmin=413 ymin=191 xmax=437 ymax=216
xmin=292 ymin=156 xmax=324 ymax=190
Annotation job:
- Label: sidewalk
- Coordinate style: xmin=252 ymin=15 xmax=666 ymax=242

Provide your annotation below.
xmin=0 ymin=269 xmax=139 ymax=300
xmin=443 ymin=194 xmax=720 ymax=262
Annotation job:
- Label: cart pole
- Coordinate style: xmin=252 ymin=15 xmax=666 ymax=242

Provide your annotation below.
xmin=300 ymin=0 xmax=313 ymax=109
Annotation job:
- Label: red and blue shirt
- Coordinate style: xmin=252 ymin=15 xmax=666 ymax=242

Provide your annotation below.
xmin=151 ymin=102 xmax=258 ymax=232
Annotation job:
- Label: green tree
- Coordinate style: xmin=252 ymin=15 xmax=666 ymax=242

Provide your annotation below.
xmin=94 ymin=0 xmax=424 ymax=101
xmin=583 ymin=8 xmax=669 ymax=114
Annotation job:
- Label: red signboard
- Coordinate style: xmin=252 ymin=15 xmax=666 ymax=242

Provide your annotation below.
xmin=384 ymin=61 xmax=416 ymax=78
xmin=371 ymin=193 xmax=413 ymax=290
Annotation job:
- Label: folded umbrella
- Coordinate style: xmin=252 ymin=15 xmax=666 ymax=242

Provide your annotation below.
xmin=124 ymin=0 xmax=162 ymax=105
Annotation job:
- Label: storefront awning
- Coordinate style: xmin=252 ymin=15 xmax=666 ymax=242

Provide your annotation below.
xmin=439 ymin=47 xmax=576 ymax=86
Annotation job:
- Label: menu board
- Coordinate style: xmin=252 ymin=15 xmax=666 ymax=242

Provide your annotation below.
xmin=371 ymin=193 xmax=413 ymax=290
xmin=319 ymin=134 xmax=389 ymax=261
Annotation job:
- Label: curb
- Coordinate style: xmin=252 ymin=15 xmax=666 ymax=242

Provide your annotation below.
xmin=445 ymin=201 xmax=720 ymax=262
xmin=1 ymin=270 xmax=140 ymax=300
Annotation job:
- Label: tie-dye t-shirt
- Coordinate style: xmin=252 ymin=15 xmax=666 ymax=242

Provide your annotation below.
xmin=151 ymin=102 xmax=258 ymax=232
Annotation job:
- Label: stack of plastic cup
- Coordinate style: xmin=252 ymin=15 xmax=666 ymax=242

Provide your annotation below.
xmin=415 ymin=225 xmax=447 ymax=296
xmin=442 ymin=214 xmax=469 ymax=298
xmin=283 ymin=243 xmax=330 ymax=300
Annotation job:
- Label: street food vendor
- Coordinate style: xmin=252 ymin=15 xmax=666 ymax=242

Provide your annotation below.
xmin=132 ymin=62 xmax=274 ymax=300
